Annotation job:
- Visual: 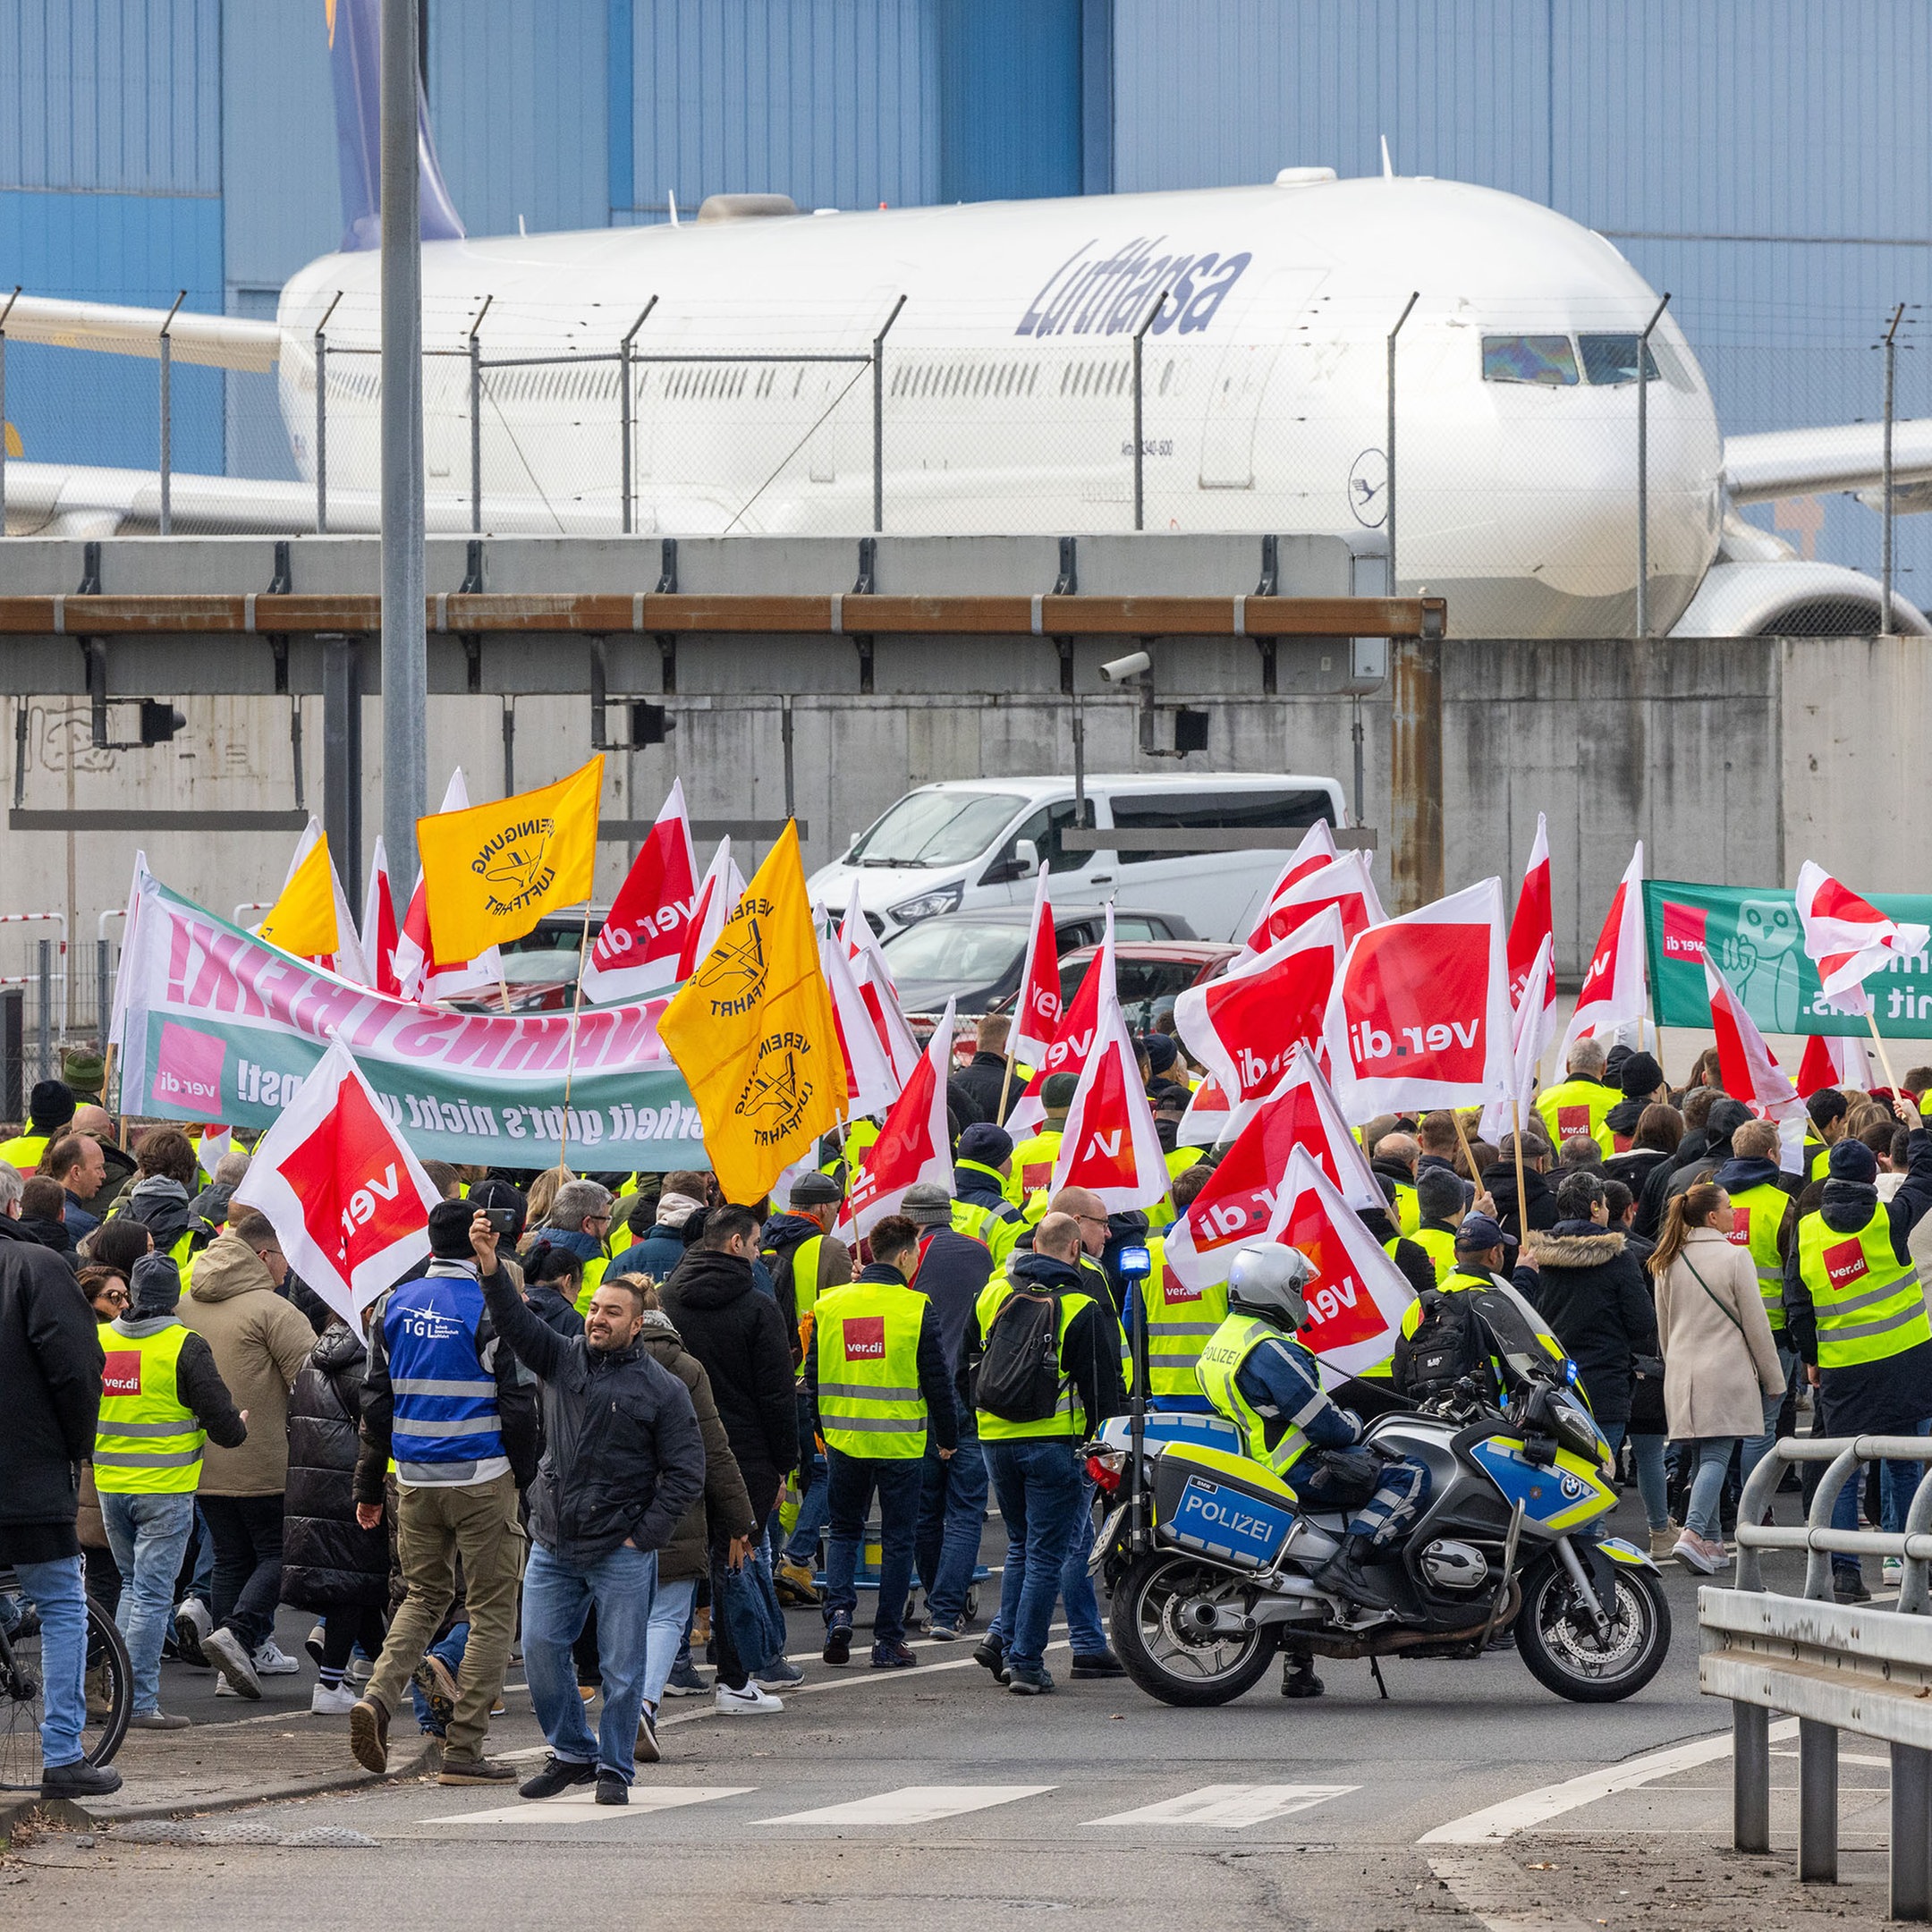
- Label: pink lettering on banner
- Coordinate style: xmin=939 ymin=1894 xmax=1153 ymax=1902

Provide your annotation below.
xmin=1661 ymin=902 xmax=1708 ymax=962
xmin=150 ymin=1021 xmax=227 ymax=1118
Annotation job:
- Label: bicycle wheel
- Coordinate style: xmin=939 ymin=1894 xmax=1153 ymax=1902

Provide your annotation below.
xmin=0 ymin=1590 xmax=132 ymax=1790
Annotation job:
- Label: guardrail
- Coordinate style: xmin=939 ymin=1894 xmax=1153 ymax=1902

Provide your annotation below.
xmin=1703 ymin=1434 xmax=1932 ymax=1919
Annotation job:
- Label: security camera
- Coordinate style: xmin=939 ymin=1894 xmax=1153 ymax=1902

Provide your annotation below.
xmin=1099 ymin=649 xmax=1151 ymax=683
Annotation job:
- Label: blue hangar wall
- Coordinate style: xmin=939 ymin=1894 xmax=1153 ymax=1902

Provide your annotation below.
xmin=2 ymin=0 xmax=1925 ymax=594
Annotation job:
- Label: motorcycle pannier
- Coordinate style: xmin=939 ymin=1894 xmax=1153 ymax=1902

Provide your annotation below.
xmin=1152 ymin=1451 xmax=1297 ymax=1571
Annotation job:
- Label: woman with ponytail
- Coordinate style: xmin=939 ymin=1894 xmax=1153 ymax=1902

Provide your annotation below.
xmin=1649 ymin=1182 xmax=1784 ymax=1574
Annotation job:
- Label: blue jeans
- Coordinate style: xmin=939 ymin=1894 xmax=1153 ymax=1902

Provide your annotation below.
xmin=1825 ymin=1417 xmax=1932 ymax=1564
xmin=916 ymin=1425 xmax=988 ymax=1626
xmin=521 ymin=1540 xmax=657 ymax=1784
xmin=983 ymin=1437 xmax=1084 ymax=1674
xmin=411 ymin=1622 xmax=468 ymax=1733
xmin=1683 ymin=1436 xmax=1740 ymax=1542
xmin=99 ymin=1490 xmax=197 ymax=1715
xmin=1058 ymin=1469 xmax=1107 ymax=1654
xmin=1603 ymin=1422 xmax=1671 ymax=1533
xmin=11 ymin=1555 xmax=87 ymax=1768
xmin=709 ymin=1527 xmax=782 ymax=1690
xmin=784 ymin=1390 xmax=830 ymax=1564
xmin=1740 ymin=1343 xmax=1798 ymax=1498
xmin=824 ymin=1448 xmax=924 ymax=1651
xmin=640 ymin=1578 xmax=696 ymax=1708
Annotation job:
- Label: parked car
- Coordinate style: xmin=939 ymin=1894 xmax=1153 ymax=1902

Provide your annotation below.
xmin=882 ymin=907 xmax=1196 ymax=1018
xmin=447 ymin=910 xmax=609 ymax=1012
xmin=808 ymin=771 xmax=1350 ymax=943
xmin=1048 ymin=940 xmax=1240 ymax=1032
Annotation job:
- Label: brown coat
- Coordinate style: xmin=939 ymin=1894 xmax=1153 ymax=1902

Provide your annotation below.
xmin=1653 ymin=1226 xmax=1784 ymax=1439
xmin=178 ymin=1232 xmax=317 ymax=1496
xmin=635 ymin=1308 xmax=756 ymax=1582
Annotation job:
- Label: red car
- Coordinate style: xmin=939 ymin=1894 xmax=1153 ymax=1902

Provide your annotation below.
xmin=1051 ymin=941 xmax=1240 ymax=1032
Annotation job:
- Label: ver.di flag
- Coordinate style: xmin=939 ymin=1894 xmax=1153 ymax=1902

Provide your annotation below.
xmin=677 ymin=836 xmax=747 ymax=979
xmin=1561 ymin=843 xmax=1648 ymax=1060
xmin=1010 ymin=862 xmax=1063 ymax=1066
xmin=360 ymin=836 xmax=402 ymax=998
xmin=1174 ymin=903 xmax=1344 ymax=1105
xmin=822 ymin=923 xmax=897 ymax=1119
xmin=416 ymin=754 xmax=605 ymax=962
xmin=1048 ymin=971 xmax=1167 ymax=1211
xmin=658 ymin=820 xmax=846 ymax=1205
xmin=839 ymin=880 xmax=921 ymax=1088
xmin=843 ymin=998 xmax=957 ymax=1238
xmin=1006 ymin=903 xmax=1117 ymax=1138
xmin=1278 ymin=1146 xmax=1419 ymax=1385
xmin=1506 ymin=812 xmax=1558 ymax=1066
xmin=230 ymin=1037 xmax=441 ymax=1323
xmin=1241 ymin=820 xmax=1341 ymax=955
xmin=580 ymin=778 xmax=698 ymax=1005
xmin=1797 ymin=1031 xmax=1875 ymax=1097
xmin=1706 ymin=953 xmax=1807 ymax=1172
xmin=1319 ymin=877 xmax=1513 ymax=1117
xmin=1479 ymin=931 xmax=1554 ymax=1143
xmin=1245 ymin=848 xmax=1385 ymax=955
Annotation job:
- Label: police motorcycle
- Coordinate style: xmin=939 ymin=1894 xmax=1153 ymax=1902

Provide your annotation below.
xmin=1085 ymin=1250 xmax=1670 ymax=1709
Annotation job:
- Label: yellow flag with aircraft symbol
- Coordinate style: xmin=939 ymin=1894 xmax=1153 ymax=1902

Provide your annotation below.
xmin=658 ymin=820 xmax=847 ymax=1204
xmin=415 ymin=756 xmax=604 ymax=962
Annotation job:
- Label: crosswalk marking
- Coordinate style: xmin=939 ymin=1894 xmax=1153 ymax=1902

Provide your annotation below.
xmin=770 ymin=1785 xmax=1055 ymax=1826
xmin=421 ymin=1785 xmax=754 ymax=1826
xmin=1085 ymin=1784 xmax=1358 ymax=1828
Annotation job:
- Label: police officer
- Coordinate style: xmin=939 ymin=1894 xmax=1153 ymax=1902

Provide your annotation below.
xmin=952 ymin=1123 xmax=1024 ymax=1267
xmin=1123 ymin=1217 xmax=1225 ymax=1411
xmin=804 ymin=1214 xmax=956 ymax=1669
xmin=1196 ymin=1244 xmax=1430 ymax=1623
xmin=1535 ymin=1038 xmax=1619 ymax=1158
xmin=1390 ymin=1214 xmax=1563 ymax=1405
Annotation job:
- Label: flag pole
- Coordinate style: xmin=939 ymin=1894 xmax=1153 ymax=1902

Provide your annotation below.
xmin=556 ymin=899 xmax=594 ymax=1176
xmin=1865 ymin=1007 xmax=1902 ymax=1098
xmin=1509 ymin=1098 xmax=1529 ymax=1241
xmin=995 ymin=1033 xmax=1019 ymax=1123
xmin=1449 ymin=1105 xmax=1483 ymax=1192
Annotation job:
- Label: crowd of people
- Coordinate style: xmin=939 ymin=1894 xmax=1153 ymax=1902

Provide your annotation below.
xmin=5 ymin=1010 xmax=1932 ymax=1803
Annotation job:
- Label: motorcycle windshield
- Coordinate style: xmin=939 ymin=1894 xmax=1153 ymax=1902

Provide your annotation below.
xmin=1465 ymin=1285 xmax=1568 ymax=1392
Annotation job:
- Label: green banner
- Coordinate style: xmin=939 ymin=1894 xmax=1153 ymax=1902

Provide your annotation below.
xmin=1645 ymin=878 xmax=1932 ymax=1038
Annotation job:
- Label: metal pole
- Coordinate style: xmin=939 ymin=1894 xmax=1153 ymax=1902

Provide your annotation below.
xmin=872 ymin=294 xmax=906 ymax=534
xmin=314 ymin=290 xmax=343 ymax=536
xmin=1635 ymin=292 xmax=1670 ymax=638
xmin=36 ymin=936 xmax=50 ymax=1081
xmin=618 ymin=297 xmax=656 ymax=536
xmin=381 ymin=0 xmax=428 ymax=886
xmin=0 ymin=287 xmax=18 ymax=538
xmin=1072 ymin=689 xmax=1087 ymax=827
xmin=1892 ymin=1742 xmax=1932 ymax=1921
xmin=1798 ymin=1717 xmax=1839 ymax=1885
xmin=468 ymin=292 xmax=491 ymax=535
xmin=1733 ymin=1703 xmax=1771 ymax=1854
xmin=96 ymin=936 xmax=109 ymax=1056
xmin=781 ymin=694 xmax=795 ymax=821
xmin=1385 ymin=292 xmax=1419 ymax=591
xmin=157 ymin=290 xmax=185 ymax=537
xmin=1883 ymin=302 xmax=1905 ymax=634
xmin=1132 ymin=287 xmax=1171 ymax=533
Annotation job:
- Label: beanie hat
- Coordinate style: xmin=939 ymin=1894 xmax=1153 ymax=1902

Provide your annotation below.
xmin=1143 ymin=1036 xmax=1179 ymax=1076
xmin=1041 ymin=1072 xmax=1079 ymax=1110
xmin=1416 ymin=1167 xmax=1465 ymax=1222
xmin=958 ymin=1123 xmax=1013 ymax=1165
xmin=1830 ymin=1138 xmax=1880 ymax=1185
xmin=900 ymin=1182 xmax=952 ymax=1226
xmin=130 ymin=1251 xmax=182 ymax=1318
xmin=788 ymin=1170 xmax=843 ymax=1209
xmin=1619 ymin=1051 xmax=1665 ymax=1098
xmin=428 ymin=1197 xmax=480 ymax=1259
xmin=60 ymin=1050 xmax=105 ymax=1102
xmin=468 ymin=1177 xmax=528 ymax=1241
xmin=28 ymin=1079 xmax=74 ymax=1133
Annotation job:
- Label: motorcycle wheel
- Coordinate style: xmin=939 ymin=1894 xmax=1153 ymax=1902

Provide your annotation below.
xmin=1513 ymin=1556 xmax=1671 ymax=1704
xmin=1109 ymin=1549 xmax=1279 ymax=1707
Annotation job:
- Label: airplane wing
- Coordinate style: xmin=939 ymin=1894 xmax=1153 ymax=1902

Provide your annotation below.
xmin=2 ymin=295 xmax=282 ymax=372
xmin=1724 ymin=418 xmax=1932 ymax=510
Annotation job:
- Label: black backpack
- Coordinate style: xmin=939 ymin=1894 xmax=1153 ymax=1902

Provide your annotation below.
xmin=1393 ymin=1285 xmax=1490 ymax=1398
xmin=974 ymin=1284 xmax=1064 ymax=1425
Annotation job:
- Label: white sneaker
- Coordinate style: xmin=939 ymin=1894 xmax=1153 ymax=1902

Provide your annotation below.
xmin=201 ymin=1625 xmax=262 ymax=1699
xmin=252 ymin=1638 xmax=302 ymax=1675
xmin=1884 ymin=1556 xmax=1905 ymax=1585
xmin=216 ymin=1677 xmax=238 ymax=1697
xmin=309 ymin=1681 xmax=359 ymax=1716
xmin=714 ymin=1681 xmax=784 ymax=1716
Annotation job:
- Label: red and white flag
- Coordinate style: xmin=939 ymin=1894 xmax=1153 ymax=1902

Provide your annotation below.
xmin=230 ymin=1038 xmax=441 ymax=1323
xmin=1005 ymin=905 xmax=1117 ymax=1138
xmin=840 ymin=881 xmax=922 ymax=1086
xmin=1174 ymin=904 xmax=1345 ymax=1106
xmin=1479 ymin=932 xmax=1554 ymax=1143
xmin=1795 ymin=860 xmax=1931 ymax=1013
xmin=1241 ymin=820 xmax=1342 ymax=954
xmin=394 ymin=769 xmax=504 ymax=1003
xmin=676 ymin=836 xmax=748 ymax=980
xmin=822 ymin=927 xmax=898 ymax=1119
xmin=1278 ymin=1147 xmax=1420 ymax=1385
xmin=1506 ymin=813 xmax=1558 ymax=1061
xmin=360 ymin=837 xmax=402 ymax=998
xmin=1706 ymin=955 xmax=1807 ymax=1172
xmin=1165 ymin=1046 xmax=1383 ymax=1291
xmin=195 ymin=1124 xmax=235 ymax=1181
xmin=1049 ymin=978 xmax=1167 ymax=1211
xmin=1319 ymin=877 xmax=1513 ymax=1117
xmin=1175 ymin=1071 xmax=1239 ymax=1149
xmin=1244 ymin=849 xmax=1385 ymax=955
xmin=842 ymin=998 xmax=956 ymax=1239
xmin=580 ymin=778 xmax=698 ymax=1004
xmin=1010 ymin=863 xmax=1063 ymax=1065
xmin=1797 ymin=1031 xmax=1875 ymax=1098
xmin=1560 ymin=842 xmax=1648 ymax=1061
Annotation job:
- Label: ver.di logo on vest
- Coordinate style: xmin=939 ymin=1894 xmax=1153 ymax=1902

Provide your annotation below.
xmin=843 ymin=1316 xmax=886 ymax=1360
xmin=1824 ymin=1237 xmax=1870 ymax=1287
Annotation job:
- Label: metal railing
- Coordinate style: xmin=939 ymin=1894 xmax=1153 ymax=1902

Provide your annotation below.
xmin=1707 ymin=1434 xmax=1932 ymax=1919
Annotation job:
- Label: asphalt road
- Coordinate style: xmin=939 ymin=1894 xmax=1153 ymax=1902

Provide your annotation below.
xmin=9 ymin=1485 xmax=1801 ymax=1932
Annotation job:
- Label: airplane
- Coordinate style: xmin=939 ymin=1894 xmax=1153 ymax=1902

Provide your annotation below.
xmin=4 ymin=0 xmax=1926 ymax=640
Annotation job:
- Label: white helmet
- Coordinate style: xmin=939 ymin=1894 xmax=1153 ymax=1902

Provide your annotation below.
xmin=1226 ymin=1242 xmax=1318 ymax=1331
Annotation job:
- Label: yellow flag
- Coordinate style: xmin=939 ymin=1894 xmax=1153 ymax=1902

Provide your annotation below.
xmin=415 ymin=755 xmax=604 ymax=962
xmin=257 ymin=832 xmax=339 ymax=958
xmin=658 ymin=821 xmax=847 ymax=1204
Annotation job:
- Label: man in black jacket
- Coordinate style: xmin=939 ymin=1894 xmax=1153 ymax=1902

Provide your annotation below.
xmin=662 ymin=1204 xmax=801 ymax=1710
xmin=475 ymin=1214 xmax=703 ymax=1804
xmin=0 ymin=1173 xmax=117 ymax=1797
xmin=1481 ymin=1130 xmax=1557 ymax=1243
xmin=953 ymin=1015 xmax=1018 ymax=1123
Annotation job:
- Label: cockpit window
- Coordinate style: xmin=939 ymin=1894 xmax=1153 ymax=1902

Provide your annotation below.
xmin=1481 ymin=335 xmax=1579 ymax=386
xmin=1579 ymin=334 xmax=1661 ymax=386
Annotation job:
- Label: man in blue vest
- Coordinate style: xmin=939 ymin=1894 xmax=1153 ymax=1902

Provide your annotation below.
xmin=350 ymin=1200 xmax=538 ymax=1786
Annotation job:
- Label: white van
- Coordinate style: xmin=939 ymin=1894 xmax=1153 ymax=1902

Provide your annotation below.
xmin=809 ymin=772 xmax=1351 ymax=943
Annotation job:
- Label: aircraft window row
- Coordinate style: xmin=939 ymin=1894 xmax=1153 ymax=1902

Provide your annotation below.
xmin=1482 ymin=333 xmax=1662 ymax=387
xmin=889 ymin=360 xmax=1044 ymax=401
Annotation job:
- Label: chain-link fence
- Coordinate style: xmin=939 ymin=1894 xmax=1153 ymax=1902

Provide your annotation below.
xmin=2 ymin=284 xmax=1927 ymax=632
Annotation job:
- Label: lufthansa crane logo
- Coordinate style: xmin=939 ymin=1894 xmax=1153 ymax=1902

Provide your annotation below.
xmin=472 ymin=815 xmax=557 ymax=916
